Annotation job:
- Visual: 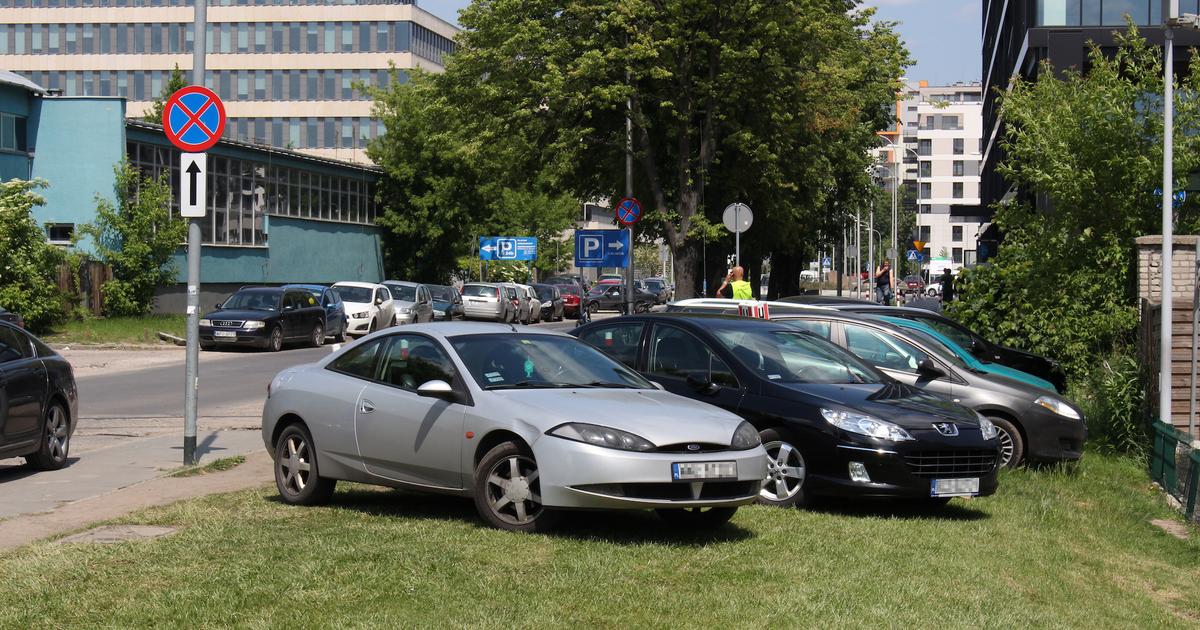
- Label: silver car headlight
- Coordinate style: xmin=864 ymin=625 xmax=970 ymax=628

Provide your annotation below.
xmin=352 ymin=311 xmax=369 ymax=319
xmin=548 ymin=422 xmax=655 ymax=452
xmin=730 ymin=421 xmax=761 ymax=450
xmin=1034 ymin=396 xmax=1081 ymax=420
xmin=199 ymin=318 xmax=211 ymax=327
xmin=821 ymin=408 xmax=914 ymax=442
xmin=976 ymin=414 xmax=999 ymax=440
xmin=400 ymin=307 xmax=412 ymax=314
xmin=243 ymin=321 xmax=266 ymax=330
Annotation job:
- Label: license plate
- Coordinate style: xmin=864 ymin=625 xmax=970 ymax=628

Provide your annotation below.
xmin=930 ymin=477 xmax=980 ymax=497
xmin=672 ymin=461 xmax=737 ymax=481
xmin=213 ymin=330 xmax=237 ymax=338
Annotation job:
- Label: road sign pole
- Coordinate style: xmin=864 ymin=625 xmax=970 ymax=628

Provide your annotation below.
xmin=624 ymin=82 xmax=634 ymax=316
xmin=181 ymin=0 xmax=207 ymax=466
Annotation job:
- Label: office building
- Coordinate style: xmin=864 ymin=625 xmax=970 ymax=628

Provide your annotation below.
xmin=0 ymin=0 xmax=458 ymax=163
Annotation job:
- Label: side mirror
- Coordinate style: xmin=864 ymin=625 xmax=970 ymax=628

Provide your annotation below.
xmin=416 ymin=379 xmax=456 ymax=400
xmin=650 ymin=380 xmax=666 ymax=391
xmin=374 ymin=297 xmax=384 ymax=305
xmin=215 ymin=302 xmax=223 ymax=309
xmin=283 ymin=304 xmax=296 ymax=312
xmin=686 ymin=372 xmax=719 ymax=394
xmin=917 ymin=359 xmax=946 ymax=378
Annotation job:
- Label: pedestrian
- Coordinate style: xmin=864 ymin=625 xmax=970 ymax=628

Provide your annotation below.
xmin=941 ymin=267 xmax=955 ymax=303
xmin=874 ymin=260 xmax=894 ymax=306
xmin=717 ymin=266 xmax=754 ymax=300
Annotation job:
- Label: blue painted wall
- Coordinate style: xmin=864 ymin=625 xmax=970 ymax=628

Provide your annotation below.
xmin=170 ymin=216 xmax=383 ymax=284
xmin=0 ymin=83 xmax=34 ymax=181
xmin=29 ymin=97 xmax=126 ymax=254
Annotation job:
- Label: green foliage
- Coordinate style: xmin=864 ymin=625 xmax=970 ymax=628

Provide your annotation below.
xmin=144 ymin=64 xmax=188 ymax=126
xmin=80 ymin=162 xmax=186 ymax=317
xmin=0 ymin=179 xmax=66 ymax=332
xmin=1070 ymin=348 xmax=1148 ymax=456
xmin=948 ymin=25 xmax=1200 ymax=381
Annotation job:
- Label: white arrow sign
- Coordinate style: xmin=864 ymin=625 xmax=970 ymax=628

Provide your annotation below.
xmin=608 ymin=241 xmax=624 ymax=250
xmin=481 ymin=245 xmax=497 ymax=253
xmin=180 ymin=152 xmax=207 ymax=218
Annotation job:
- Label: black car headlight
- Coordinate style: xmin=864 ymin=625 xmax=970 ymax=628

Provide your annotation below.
xmin=548 ymin=422 xmax=655 ymax=452
xmin=730 ymin=421 xmax=761 ymax=450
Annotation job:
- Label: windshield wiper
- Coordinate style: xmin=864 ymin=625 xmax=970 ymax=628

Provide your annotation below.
xmin=582 ymin=381 xmax=639 ymax=389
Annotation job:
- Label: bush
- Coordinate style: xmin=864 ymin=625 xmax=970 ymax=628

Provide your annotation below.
xmin=0 ymin=179 xmax=66 ymax=332
xmin=1070 ymin=348 xmax=1148 ymax=457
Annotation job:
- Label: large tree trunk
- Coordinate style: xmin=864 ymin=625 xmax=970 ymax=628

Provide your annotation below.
xmin=768 ymin=250 xmax=801 ymax=300
xmin=672 ymin=244 xmax=700 ymax=299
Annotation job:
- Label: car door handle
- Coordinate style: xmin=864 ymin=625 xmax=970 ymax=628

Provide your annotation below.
xmin=360 ymin=399 xmax=376 ymax=414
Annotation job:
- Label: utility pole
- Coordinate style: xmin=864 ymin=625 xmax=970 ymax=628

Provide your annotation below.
xmin=855 ymin=207 xmax=862 ymax=298
xmin=182 ymin=0 xmax=206 ymax=466
xmin=1162 ymin=9 xmax=1176 ymax=432
xmin=624 ymin=62 xmax=635 ymax=315
xmin=868 ymin=199 xmax=875 ymax=303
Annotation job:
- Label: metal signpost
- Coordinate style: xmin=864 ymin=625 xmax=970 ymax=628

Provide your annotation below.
xmin=479 ymin=236 xmax=538 ymax=261
xmin=722 ymin=203 xmax=753 ymax=266
xmin=165 ymin=58 xmax=225 ymax=464
xmin=616 ymin=197 xmax=642 ymax=315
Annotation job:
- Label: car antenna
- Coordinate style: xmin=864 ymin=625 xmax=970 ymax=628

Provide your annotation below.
xmin=509 ymin=322 xmax=518 ymax=333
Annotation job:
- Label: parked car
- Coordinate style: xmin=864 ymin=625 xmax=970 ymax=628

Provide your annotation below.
xmin=586 ymin=283 xmax=656 ymax=314
xmin=544 ymin=275 xmax=585 ymax=290
xmin=282 ymin=284 xmax=349 ymax=343
xmin=790 ymin=301 xmax=1068 ymax=393
xmin=641 ymin=277 xmax=674 ymax=304
xmin=572 ymin=314 xmax=1001 ymax=507
xmin=518 ymin=285 xmax=542 ymax=324
xmin=504 ymin=283 xmax=534 ymax=324
xmin=532 ymin=283 xmax=565 ymax=322
xmin=428 ymin=284 xmax=464 ymax=320
xmin=0 ymin=307 xmax=24 ymax=329
xmin=461 ymin=283 xmax=516 ymax=322
xmin=559 ymin=284 xmax=583 ymax=318
xmin=383 ymin=281 xmax=435 ymax=325
xmin=901 ymin=274 xmax=925 ymax=296
xmin=201 ymin=287 xmax=328 ymax=351
xmin=924 ymin=281 xmax=942 ymax=297
xmin=261 ymin=324 xmax=768 ymax=532
xmin=0 ymin=322 xmax=77 ymax=470
xmin=332 ymin=282 xmax=396 ymax=336
xmin=599 ymin=273 xmax=625 ymax=283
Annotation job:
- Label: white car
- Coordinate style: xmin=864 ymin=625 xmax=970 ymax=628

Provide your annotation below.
xmin=517 ymin=284 xmax=541 ymax=324
xmin=331 ymin=281 xmax=395 ymax=336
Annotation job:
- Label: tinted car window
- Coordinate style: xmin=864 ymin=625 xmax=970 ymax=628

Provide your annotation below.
xmin=578 ymin=322 xmax=644 ymax=368
xmin=643 ymin=279 xmax=663 ymax=291
xmin=463 ymin=284 xmax=499 ymax=298
xmin=429 ymin=286 xmax=455 ymax=301
xmin=0 ymin=326 xmax=31 ymax=363
xmin=451 ymin=334 xmax=652 ymax=390
xmin=222 ymin=290 xmax=280 ymax=311
xmin=713 ymin=329 xmax=880 ymax=384
xmin=648 ymin=325 xmax=736 ymax=387
xmin=376 ymin=335 xmax=458 ymax=391
xmin=328 ymin=339 xmax=384 ymax=379
xmin=333 ymin=286 xmax=374 ymax=304
xmin=387 ymin=284 xmax=416 ymax=301
xmin=376 ymin=288 xmax=390 ymax=303
xmin=844 ymin=324 xmax=931 ymax=373
xmin=781 ymin=319 xmax=831 ymax=339
xmin=323 ymin=290 xmax=340 ymax=306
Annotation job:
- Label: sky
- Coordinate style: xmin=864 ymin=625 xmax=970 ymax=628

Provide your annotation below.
xmin=418 ymin=0 xmax=982 ymax=86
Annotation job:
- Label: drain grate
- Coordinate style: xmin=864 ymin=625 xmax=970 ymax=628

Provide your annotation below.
xmin=56 ymin=525 xmax=178 ymax=545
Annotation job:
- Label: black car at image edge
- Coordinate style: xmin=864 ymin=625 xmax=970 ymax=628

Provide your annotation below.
xmin=0 ymin=321 xmax=77 ymax=470
xmin=572 ymin=314 xmax=1001 ymax=506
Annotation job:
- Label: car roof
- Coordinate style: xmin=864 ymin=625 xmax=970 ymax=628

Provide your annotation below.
xmin=777 ymin=295 xmax=871 ymax=305
xmin=668 ymin=298 xmax=827 ymax=312
xmin=236 ymin=286 xmax=284 ymax=294
xmin=592 ymin=312 xmax=810 ymax=333
xmin=333 ymin=281 xmax=383 ymax=289
xmin=382 ymin=280 xmax=420 ymax=287
xmin=282 ymin=283 xmax=328 ymax=291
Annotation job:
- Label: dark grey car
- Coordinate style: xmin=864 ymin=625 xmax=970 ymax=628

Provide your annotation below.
xmin=0 ymin=322 xmax=77 ymax=470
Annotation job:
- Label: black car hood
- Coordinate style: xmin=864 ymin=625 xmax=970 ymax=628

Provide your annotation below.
xmin=770 ymin=381 xmax=980 ymax=429
xmin=202 ymin=308 xmax=276 ymax=320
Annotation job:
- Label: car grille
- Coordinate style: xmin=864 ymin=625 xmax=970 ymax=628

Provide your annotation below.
xmin=212 ymin=320 xmax=244 ymax=328
xmin=654 ymin=443 xmax=730 ymax=454
xmin=903 ymin=450 xmax=997 ymax=478
xmin=575 ymin=481 xmax=760 ymax=501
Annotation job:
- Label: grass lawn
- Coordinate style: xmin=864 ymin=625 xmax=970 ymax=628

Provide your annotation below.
xmin=2 ymin=454 xmax=1199 ymax=627
xmin=41 ymin=315 xmax=186 ymax=346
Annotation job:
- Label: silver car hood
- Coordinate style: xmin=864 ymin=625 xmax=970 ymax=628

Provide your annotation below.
xmin=491 ymin=388 xmax=742 ymax=447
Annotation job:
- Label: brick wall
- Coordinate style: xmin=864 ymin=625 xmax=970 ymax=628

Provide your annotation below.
xmin=1137 ymin=235 xmax=1200 ymax=431
xmin=1137 ymin=235 xmax=1200 ymax=305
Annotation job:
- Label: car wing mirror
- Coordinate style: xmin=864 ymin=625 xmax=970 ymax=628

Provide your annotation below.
xmin=650 ymin=380 xmax=666 ymax=391
xmin=375 ymin=297 xmax=384 ymax=305
xmin=417 ymin=379 xmax=456 ymax=401
xmin=215 ymin=302 xmax=223 ymax=309
xmin=686 ymin=372 xmax=719 ymax=394
xmin=917 ymin=359 xmax=946 ymax=378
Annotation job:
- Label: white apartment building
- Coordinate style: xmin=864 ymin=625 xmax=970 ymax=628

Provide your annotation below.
xmin=0 ymin=0 xmax=458 ymax=163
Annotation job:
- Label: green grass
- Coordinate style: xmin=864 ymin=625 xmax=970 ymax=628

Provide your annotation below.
xmin=2 ymin=454 xmax=1199 ymax=627
xmin=168 ymin=455 xmax=247 ymax=478
xmin=42 ymin=315 xmax=187 ymax=346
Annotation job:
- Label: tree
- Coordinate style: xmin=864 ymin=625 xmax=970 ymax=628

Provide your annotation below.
xmin=0 ymin=180 xmax=66 ymax=331
xmin=80 ymin=162 xmax=187 ymax=316
xmin=948 ymin=25 xmax=1200 ymax=380
xmin=434 ymin=0 xmax=908 ymax=298
xmin=144 ymin=64 xmax=188 ymax=126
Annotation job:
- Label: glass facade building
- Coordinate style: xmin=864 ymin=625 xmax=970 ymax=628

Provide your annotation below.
xmin=1037 ymin=0 xmax=1200 ymax=26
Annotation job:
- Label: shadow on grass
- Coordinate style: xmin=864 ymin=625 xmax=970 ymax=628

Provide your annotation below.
xmin=809 ymin=496 xmax=990 ymax=521
xmin=267 ymin=486 xmax=754 ymax=546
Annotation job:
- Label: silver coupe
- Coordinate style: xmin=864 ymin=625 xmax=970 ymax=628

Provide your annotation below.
xmin=261 ymin=323 xmax=768 ymax=532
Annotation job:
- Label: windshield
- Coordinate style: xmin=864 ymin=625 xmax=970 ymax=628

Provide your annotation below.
xmin=713 ymin=329 xmax=882 ymax=384
xmin=462 ymin=284 xmax=498 ymax=298
xmin=559 ymin=285 xmax=581 ymax=296
xmin=534 ymin=286 xmax=555 ymax=300
xmin=911 ymin=316 xmax=981 ymax=353
xmin=386 ymin=284 xmax=416 ymax=302
xmin=428 ymin=286 xmax=455 ymax=302
xmin=644 ymin=279 xmax=663 ymax=290
xmin=221 ymin=290 xmax=280 ymax=311
xmin=333 ymin=286 xmax=374 ymax=304
xmin=451 ymin=334 xmax=654 ymax=390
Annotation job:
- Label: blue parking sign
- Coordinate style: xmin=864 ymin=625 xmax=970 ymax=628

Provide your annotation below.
xmin=480 ymin=236 xmax=537 ymax=261
xmin=574 ymin=229 xmax=629 ymax=268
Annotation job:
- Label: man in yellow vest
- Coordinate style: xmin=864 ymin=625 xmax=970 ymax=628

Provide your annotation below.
xmin=718 ymin=266 xmax=754 ymax=300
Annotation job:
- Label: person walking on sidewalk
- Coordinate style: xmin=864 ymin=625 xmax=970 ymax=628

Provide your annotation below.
xmin=940 ymin=268 xmax=955 ymax=304
xmin=874 ymin=260 xmax=894 ymax=306
xmin=717 ymin=266 xmax=754 ymax=300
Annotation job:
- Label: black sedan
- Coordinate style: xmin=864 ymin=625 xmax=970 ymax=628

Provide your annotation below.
xmin=573 ymin=314 xmax=1001 ymax=507
xmin=200 ymin=287 xmax=327 ymax=351
xmin=585 ymin=283 xmax=656 ymax=314
xmin=0 ymin=321 xmax=77 ymax=470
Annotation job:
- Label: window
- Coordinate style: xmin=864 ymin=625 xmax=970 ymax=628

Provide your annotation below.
xmin=376 ymin=335 xmax=458 ymax=392
xmin=0 ymin=326 xmax=31 ymax=364
xmin=578 ymin=322 xmax=644 ymax=368
xmin=843 ymin=324 xmax=931 ymax=373
xmin=953 ymin=160 xmax=964 ymax=177
xmin=376 ymin=288 xmax=389 ymax=304
xmin=940 ymin=115 xmax=960 ymax=130
xmin=782 ymin=319 xmax=831 ymax=339
xmin=919 ymin=183 xmax=931 ymax=198
xmin=953 ymin=247 xmax=963 ymax=264
xmin=953 ymin=182 xmax=964 ymax=198
xmin=919 ymin=225 xmax=931 ymax=242
xmin=919 ymin=204 xmax=931 ymax=214
xmin=328 ymin=338 xmax=383 ymax=380
xmin=953 ymin=138 xmax=964 ymax=155
xmin=648 ymin=325 xmax=736 ymax=386
xmin=47 ymin=223 xmax=74 ymax=244
xmin=919 ymin=161 xmax=931 ymax=178
xmin=952 ymin=226 xmax=963 ymax=242
xmin=918 ymin=139 xmax=931 ymax=156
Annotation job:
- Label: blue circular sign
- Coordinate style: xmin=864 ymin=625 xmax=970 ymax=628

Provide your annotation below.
xmin=616 ymin=197 xmax=643 ymax=226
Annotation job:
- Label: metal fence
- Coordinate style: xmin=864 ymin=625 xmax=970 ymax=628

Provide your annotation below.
xmin=1151 ymin=421 xmax=1200 ymax=520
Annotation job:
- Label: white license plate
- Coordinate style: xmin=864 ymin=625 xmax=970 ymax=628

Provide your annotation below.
xmin=930 ymin=477 xmax=980 ymax=497
xmin=672 ymin=461 xmax=737 ymax=481
xmin=213 ymin=330 xmax=237 ymax=338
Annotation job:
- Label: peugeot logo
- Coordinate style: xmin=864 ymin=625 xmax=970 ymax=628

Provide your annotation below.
xmin=932 ymin=422 xmax=959 ymax=437
xmin=686 ymin=444 xmax=701 ymax=451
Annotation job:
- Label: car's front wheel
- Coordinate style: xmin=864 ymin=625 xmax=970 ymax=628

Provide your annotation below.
xmin=274 ymin=424 xmax=336 ymax=505
xmin=587 ymin=302 xmax=599 ymax=315
xmin=473 ymin=441 xmax=558 ymax=533
xmin=757 ymin=429 xmax=807 ymax=508
xmin=989 ymin=415 xmax=1024 ymax=468
xmin=27 ymin=401 xmax=70 ymax=470
xmin=655 ymin=507 xmax=737 ymax=528
xmin=267 ymin=326 xmax=284 ymax=352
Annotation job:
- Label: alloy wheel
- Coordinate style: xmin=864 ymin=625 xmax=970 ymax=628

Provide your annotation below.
xmin=485 ymin=455 xmax=543 ymax=525
xmin=760 ymin=440 xmax=805 ymax=502
xmin=270 ymin=327 xmax=283 ymax=351
xmin=996 ymin=426 xmax=1016 ymax=467
xmin=312 ymin=324 xmax=324 ymax=347
xmin=45 ymin=405 xmax=69 ymax=463
xmin=279 ymin=434 xmax=312 ymax=495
